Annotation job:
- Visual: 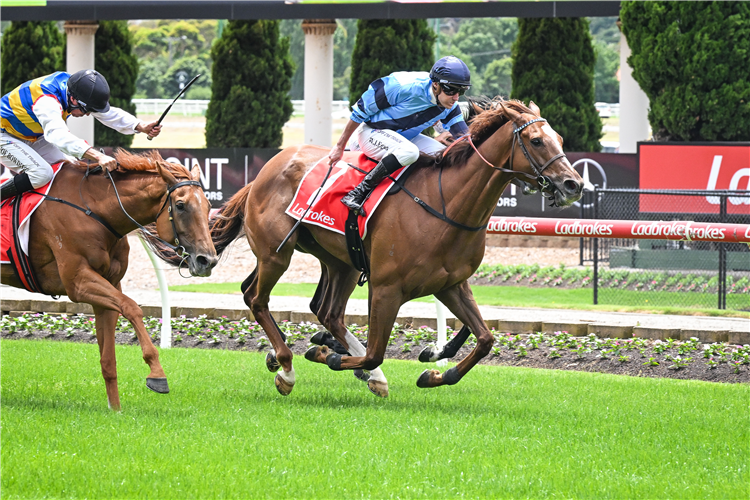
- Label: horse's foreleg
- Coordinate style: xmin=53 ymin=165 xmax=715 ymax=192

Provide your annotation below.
xmin=320 ymin=288 xmax=401 ymax=397
xmin=61 ymin=267 xmax=168 ymax=395
xmin=418 ymin=324 xmax=472 ymax=363
xmin=243 ymin=247 xmax=296 ymax=395
xmin=417 ymin=281 xmax=493 ymax=389
xmin=303 ymin=264 xmax=388 ymax=388
xmin=93 ymin=306 xmax=121 ymax=411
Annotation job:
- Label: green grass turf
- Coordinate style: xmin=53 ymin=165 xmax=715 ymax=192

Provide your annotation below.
xmin=2 ymin=340 xmax=747 ymax=499
xmin=169 ymin=282 xmax=750 ymax=318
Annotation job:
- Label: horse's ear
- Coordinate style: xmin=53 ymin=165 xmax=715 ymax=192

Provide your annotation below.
xmin=499 ymin=100 xmax=522 ymax=124
xmin=191 ymin=165 xmax=202 ymax=183
xmin=155 ymin=161 xmax=178 ymax=187
xmin=529 ymin=100 xmax=541 ymax=115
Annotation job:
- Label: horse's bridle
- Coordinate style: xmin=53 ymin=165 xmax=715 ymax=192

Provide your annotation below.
xmin=101 ymin=166 xmax=202 ymax=261
xmin=509 ymin=118 xmax=566 ymax=195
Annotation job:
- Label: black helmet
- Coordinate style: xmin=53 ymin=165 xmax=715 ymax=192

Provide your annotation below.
xmin=429 ymin=56 xmax=471 ymax=87
xmin=67 ymin=69 xmax=110 ymax=113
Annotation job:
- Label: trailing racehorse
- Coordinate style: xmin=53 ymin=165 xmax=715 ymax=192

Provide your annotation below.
xmin=0 ymin=150 xmax=218 ymax=410
xmin=173 ymin=99 xmax=582 ymax=397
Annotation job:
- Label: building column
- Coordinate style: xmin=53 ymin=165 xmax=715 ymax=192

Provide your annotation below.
xmin=618 ymin=27 xmax=650 ymax=154
xmin=302 ymin=19 xmax=337 ymax=147
xmin=64 ymin=21 xmax=99 ymax=147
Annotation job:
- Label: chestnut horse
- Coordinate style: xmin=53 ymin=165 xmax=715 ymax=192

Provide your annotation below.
xmin=0 ymin=150 xmax=218 ymax=410
xmin=189 ymin=99 xmax=581 ymax=397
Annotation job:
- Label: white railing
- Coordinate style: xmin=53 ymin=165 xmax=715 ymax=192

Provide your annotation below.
xmin=133 ymin=99 xmax=209 ymax=116
xmin=133 ymin=99 xmax=351 ymax=117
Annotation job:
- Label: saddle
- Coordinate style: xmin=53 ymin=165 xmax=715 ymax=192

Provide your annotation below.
xmin=1 ymin=162 xmax=64 ymax=293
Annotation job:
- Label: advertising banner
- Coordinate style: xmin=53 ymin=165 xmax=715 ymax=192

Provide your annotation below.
xmin=639 ymin=143 xmax=750 ymax=215
xmin=125 ymin=148 xmax=280 ymax=205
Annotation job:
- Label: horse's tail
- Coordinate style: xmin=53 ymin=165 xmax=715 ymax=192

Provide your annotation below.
xmin=209 ymin=182 xmax=252 ymax=256
xmin=137 ymin=182 xmax=253 ymax=267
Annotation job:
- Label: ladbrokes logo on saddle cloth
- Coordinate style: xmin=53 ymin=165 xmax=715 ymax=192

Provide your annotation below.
xmin=285 ymin=152 xmax=408 ymax=239
xmin=1 ymin=161 xmax=64 ymax=264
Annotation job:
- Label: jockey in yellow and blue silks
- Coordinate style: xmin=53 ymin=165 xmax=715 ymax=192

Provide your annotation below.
xmin=329 ymin=56 xmax=471 ymax=216
xmin=0 ymin=70 xmax=162 ymax=200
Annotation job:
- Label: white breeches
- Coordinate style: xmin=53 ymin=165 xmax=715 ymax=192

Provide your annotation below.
xmin=0 ymin=132 xmax=71 ymax=188
xmin=348 ymin=123 xmax=446 ymax=166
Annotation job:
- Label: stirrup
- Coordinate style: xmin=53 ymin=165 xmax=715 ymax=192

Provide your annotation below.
xmin=341 ymin=195 xmax=367 ymax=217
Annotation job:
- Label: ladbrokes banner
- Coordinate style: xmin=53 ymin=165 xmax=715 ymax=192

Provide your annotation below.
xmin=639 ymin=143 xmax=750 ymax=215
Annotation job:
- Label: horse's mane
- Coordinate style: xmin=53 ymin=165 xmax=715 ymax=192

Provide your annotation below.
xmin=414 ymin=96 xmax=534 ymax=171
xmin=113 ymin=149 xmax=192 ymax=179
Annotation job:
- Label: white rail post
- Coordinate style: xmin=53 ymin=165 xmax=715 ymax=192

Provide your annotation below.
xmin=434 ymin=297 xmax=448 ymax=367
xmin=139 ymin=235 xmax=172 ymax=348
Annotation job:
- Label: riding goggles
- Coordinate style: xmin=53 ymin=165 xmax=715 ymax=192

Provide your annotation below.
xmin=439 ymin=83 xmax=470 ymax=96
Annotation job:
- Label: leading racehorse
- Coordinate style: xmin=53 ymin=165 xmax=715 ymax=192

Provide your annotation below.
xmin=160 ymin=99 xmax=582 ymax=397
xmin=1 ymin=150 xmax=218 ymax=410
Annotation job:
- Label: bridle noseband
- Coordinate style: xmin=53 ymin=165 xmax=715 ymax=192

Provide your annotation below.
xmin=510 ymin=118 xmax=566 ymax=195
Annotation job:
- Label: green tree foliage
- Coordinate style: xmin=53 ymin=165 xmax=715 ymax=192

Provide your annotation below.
xmin=129 ymin=20 xmax=217 ymax=98
xmin=205 ymin=20 xmax=294 ymax=148
xmin=1 ymin=21 xmax=64 ymax=95
xmin=451 ymin=18 xmax=517 ymax=77
xmin=512 ymin=18 xmax=602 ymax=152
xmin=279 ymin=20 xmax=305 ymax=101
xmin=589 ymin=16 xmax=620 ymax=103
xmin=349 ymin=20 xmax=435 ymax=108
xmin=94 ymin=21 xmax=138 ymax=148
xmin=482 ymin=58 xmax=512 ymax=99
xmin=621 ymin=1 xmax=750 ymax=141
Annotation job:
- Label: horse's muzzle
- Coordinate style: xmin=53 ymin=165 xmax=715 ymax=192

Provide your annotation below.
xmin=188 ymin=252 xmax=219 ymax=277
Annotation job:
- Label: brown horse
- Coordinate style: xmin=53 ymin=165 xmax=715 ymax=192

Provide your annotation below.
xmin=210 ymin=99 xmax=582 ymax=397
xmin=0 ymin=150 xmax=218 ymax=410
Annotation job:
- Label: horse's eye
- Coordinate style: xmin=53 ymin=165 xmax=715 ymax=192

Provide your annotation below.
xmin=531 ymin=138 xmax=543 ymax=146
xmin=175 ymin=201 xmax=186 ymax=211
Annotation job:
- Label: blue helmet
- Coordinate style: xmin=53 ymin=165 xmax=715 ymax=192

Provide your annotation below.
xmin=429 ymin=56 xmax=471 ymax=87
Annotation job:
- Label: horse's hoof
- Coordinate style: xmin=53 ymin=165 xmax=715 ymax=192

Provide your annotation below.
xmin=418 ymin=345 xmax=439 ymax=363
xmin=310 ymin=330 xmax=331 ymax=346
xmin=305 ymin=344 xmax=329 ymax=363
xmin=146 ymin=377 xmax=170 ymax=394
xmin=274 ymin=373 xmax=294 ymax=396
xmin=367 ymin=379 xmax=388 ymax=398
xmin=353 ymin=369 xmax=370 ymax=382
xmin=416 ymin=369 xmax=440 ymax=389
xmin=266 ymin=350 xmax=280 ymax=372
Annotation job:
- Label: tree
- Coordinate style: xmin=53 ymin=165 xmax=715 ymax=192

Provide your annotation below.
xmin=164 ymin=56 xmax=211 ymax=99
xmin=279 ymin=20 xmax=305 ymax=100
xmin=94 ymin=20 xmax=138 ymax=148
xmin=348 ymin=20 xmax=435 ymax=108
xmin=205 ymin=20 xmax=294 ymax=148
xmin=621 ymin=1 xmax=750 ymax=141
xmin=482 ymin=58 xmax=512 ymax=99
xmin=1 ymin=21 xmax=65 ymax=95
xmin=593 ymin=41 xmax=619 ymax=103
xmin=512 ymin=18 xmax=602 ymax=152
xmin=451 ymin=18 xmax=517 ymax=77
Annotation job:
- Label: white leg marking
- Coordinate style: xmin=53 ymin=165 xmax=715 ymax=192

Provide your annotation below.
xmin=344 ymin=331 xmax=387 ymax=384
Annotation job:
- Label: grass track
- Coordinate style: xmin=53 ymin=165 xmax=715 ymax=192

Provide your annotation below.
xmin=2 ymin=340 xmax=748 ymax=499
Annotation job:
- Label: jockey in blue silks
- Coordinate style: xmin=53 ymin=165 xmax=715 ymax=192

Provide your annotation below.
xmin=1 ymin=70 xmax=162 ymax=200
xmin=329 ymin=56 xmax=472 ymax=216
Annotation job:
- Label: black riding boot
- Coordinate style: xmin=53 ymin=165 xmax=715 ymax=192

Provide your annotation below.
xmin=341 ymin=154 xmax=403 ymax=216
xmin=1 ymin=172 xmax=33 ymax=201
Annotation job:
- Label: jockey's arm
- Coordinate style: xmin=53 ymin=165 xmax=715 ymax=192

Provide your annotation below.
xmin=329 ymin=118 xmax=360 ymax=166
xmin=92 ymin=107 xmax=162 ymax=138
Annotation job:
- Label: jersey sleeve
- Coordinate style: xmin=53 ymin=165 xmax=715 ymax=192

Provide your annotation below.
xmin=92 ymin=106 xmax=140 ymax=135
xmin=33 ymin=95 xmax=90 ymax=158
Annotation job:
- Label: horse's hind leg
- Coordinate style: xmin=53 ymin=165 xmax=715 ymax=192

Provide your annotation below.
xmin=418 ymin=325 xmax=472 ymax=363
xmin=242 ymin=238 xmax=297 ymax=395
xmin=93 ymin=306 xmax=121 ymax=410
xmin=417 ymin=281 xmax=493 ymax=389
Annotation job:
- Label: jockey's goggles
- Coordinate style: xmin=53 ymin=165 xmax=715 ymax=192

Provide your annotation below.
xmin=438 ymin=83 xmax=469 ymax=96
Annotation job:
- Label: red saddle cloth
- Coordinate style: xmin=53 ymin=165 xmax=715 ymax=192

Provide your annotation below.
xmin=1 ymin=162 xmax=63 ymax=276
xmin=285 ymin=152 xmax=408 ymax=239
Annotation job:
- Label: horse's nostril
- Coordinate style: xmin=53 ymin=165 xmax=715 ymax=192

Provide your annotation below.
xmin=564 ymin=179 xmax=581 ymax=194
xmin=196 ymin=255 xmax=209 ymax=268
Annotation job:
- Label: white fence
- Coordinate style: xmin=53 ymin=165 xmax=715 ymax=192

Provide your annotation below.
xmin=134 ymin=99 xmax=352 ymax=117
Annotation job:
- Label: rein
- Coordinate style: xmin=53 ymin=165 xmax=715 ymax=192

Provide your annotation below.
xmin=510 ymin=118 xmax=566 ymax=194
xmin=26 ymin=164 xmax=201 ymax=269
